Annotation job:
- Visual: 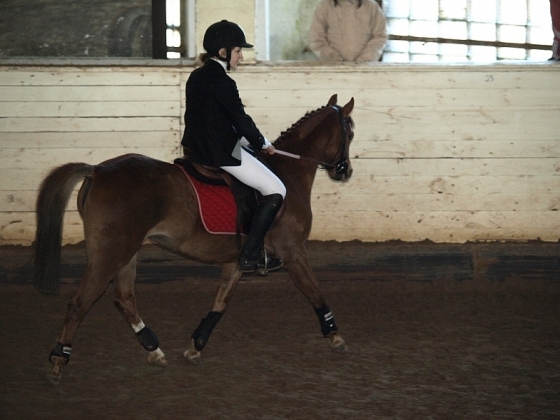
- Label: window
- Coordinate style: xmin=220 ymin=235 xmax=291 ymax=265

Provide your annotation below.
xmin=263 ymin=0 xmax=553 ymax=62
xmin=1 ymin=0 xmax=552 ymax=62
xmin=383 ymin=0 xmax=553 ymax=62
xmin=154 ymin=0 xmax=191 ymax=59
xmin=166 ymin=0 xmax=182 ymax=58
xmin=164 ymin=0 xmax=195 ymax=59
xmin=0 ymin=0 xmax=192 ymax=59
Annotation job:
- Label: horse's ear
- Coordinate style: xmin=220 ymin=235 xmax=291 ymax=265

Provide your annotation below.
xmin=327 ymin=94 xmax=337 ymax=106
xmin=342 ymin=97 xmax=354 ymax=117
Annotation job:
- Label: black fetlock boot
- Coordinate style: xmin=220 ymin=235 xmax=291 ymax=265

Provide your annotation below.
xmin=238 ymin=193 xmax=283 ymax=273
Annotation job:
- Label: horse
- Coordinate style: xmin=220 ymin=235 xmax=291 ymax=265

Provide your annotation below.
xmin=34 ymin=94 xmax=355 ymax=385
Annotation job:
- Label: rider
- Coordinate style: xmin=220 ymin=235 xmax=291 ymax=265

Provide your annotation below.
xmin=181 ymin=20 xmax=286 ymax=274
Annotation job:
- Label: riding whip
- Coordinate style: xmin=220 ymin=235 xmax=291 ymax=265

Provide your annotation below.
xmin=273 ymin=149 xmax=302 ymax=160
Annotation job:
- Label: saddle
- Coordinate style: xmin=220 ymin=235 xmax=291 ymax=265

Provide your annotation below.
xmin=178 ymin=160 xmax=235 ymax=187
xmin=174 ymin=146 xmax=285 ymax=237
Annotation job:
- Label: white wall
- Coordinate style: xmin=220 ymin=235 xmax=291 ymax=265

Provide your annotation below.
xmin=195 ymin=0 xmax=257 ymax=62
xmin=0 ymin=62 xmax=559 ymax=245
xmin=268 ymin=0 xmax=321 ymax=61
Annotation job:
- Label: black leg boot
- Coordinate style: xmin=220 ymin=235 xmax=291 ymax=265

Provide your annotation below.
xmin=238 ymin=194 xmax=284 ymax=273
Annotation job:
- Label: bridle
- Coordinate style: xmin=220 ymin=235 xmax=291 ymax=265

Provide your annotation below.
xmin=325 ymin=104 xmax=352 ymax=175
xmin=274 ymin=105 xmax=352 ymax=175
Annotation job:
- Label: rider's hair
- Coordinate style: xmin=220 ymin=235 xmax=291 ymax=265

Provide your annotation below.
xmin=196 ymin=52 xmax=211 ymax=67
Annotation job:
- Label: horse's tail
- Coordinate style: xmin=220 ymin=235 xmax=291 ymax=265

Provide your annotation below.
xmin=33 ymin=163 xmax=95 ymax=294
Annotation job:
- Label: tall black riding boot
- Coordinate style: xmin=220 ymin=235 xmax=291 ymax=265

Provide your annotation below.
xmin=238 ymin=193 xmax=284 ymax=273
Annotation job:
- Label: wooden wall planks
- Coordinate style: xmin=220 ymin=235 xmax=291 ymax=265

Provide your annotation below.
xmin=1 ymin=63 xmax=558 ymax=245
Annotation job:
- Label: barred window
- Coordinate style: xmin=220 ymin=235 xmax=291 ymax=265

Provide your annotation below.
xmin=383 ymin=0 xmax=553 ymax=62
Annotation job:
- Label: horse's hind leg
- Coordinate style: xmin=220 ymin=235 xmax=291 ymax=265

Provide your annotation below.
xmin=48 ymin=263 xmax=115 ymax=384
xmin=112 ymin=253 xmax=167 ymax=367
xmin=184 ymin=262 xmax=242 ymax=364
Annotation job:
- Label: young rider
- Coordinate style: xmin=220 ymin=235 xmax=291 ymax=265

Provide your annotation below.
xmin=181 ymin=20 xmax=286 ymax=273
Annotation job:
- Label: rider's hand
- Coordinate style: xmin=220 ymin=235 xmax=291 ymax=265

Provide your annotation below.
xmin=262 ymin=145 xmax=276 ymax=155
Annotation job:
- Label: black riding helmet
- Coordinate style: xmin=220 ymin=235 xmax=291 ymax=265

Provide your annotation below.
xmin=203 ymin=20 xmax=253 ymax=69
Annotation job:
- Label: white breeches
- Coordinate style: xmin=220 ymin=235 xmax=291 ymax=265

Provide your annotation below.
xmin=221 ymin=148 xmax=286 ymax=198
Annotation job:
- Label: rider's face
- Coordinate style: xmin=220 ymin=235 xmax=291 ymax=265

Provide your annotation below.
xmin=229 ymin=47 xmax=243 ymax=69
xmin=219 ymin=47 xmax=243 ymax=70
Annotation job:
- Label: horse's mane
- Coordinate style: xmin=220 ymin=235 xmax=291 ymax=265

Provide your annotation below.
xmin=273 ymin=105 xmax=329 ymax=146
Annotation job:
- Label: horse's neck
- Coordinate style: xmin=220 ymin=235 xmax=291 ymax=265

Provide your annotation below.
xmin=271 ymin=112 xmax=333 ymax=197
xmin=280 ymin=111 xmax=329 ymax=156
xmin=269 ymin=144 xmax=317 ymax=195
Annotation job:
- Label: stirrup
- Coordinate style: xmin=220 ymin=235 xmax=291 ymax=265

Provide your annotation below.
xmin=238 ymin=248 xmax=283 ymax=275
xmin=255 ymin=255 xmax=283 ymax=276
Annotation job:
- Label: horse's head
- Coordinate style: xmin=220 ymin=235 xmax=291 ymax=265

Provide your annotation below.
xmin=272 ymin=94 xmax=355 ymax=183
xmin=323 ymin=94 xmax=355 ymax=182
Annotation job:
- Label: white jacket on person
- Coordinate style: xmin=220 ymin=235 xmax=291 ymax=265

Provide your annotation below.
xmin=309 ymin=0 xmax=388 ymax=63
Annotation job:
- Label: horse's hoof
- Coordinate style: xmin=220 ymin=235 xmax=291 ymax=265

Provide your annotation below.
xmin=328 ymin=334 xmax=347 ymax=353
xmin=46 ymin=369 xmax=61 ymax=386
xmin=184 ymin=348 xmax=202 ymax=365
xmin=147 ymin=348 xmax=168 ymax=366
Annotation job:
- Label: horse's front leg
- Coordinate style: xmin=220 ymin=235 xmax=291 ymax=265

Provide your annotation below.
xmin=283 ymin=252 xmax=347 ymax=352
xmin=113 ymin=253 xmax=167 ymax=367
xmin=184 ymin=262 xmax=242 ymax=364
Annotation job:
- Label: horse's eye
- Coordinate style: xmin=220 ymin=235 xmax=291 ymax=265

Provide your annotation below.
xmin=348 ymin=133 xmax=354 ymax=140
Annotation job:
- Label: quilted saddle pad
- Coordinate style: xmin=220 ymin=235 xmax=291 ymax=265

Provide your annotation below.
xmin=176 ymin=164 xmax=238 ymax=235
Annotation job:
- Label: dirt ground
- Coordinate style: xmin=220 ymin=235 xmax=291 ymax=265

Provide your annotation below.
xmin=1 ymin=242 xmax=559 ymax=419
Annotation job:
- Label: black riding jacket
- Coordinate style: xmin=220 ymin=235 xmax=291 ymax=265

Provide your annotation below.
xmin=181 ymin=59 xmax=267 ymax=167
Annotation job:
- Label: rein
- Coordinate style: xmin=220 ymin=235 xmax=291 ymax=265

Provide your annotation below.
xmin=274 ymin=149 xmax=334 ymax=167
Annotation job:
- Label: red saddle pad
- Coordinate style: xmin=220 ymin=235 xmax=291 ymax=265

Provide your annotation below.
xmin=176 ymin=164 xmax=238 ymax=235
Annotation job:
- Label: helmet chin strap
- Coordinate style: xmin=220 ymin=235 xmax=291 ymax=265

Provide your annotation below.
xmin=218 ymin=46 xmax=232 ymax=70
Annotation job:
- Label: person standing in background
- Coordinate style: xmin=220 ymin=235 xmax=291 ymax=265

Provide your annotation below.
xmin=551 ymin=0 xmax=560 ymax=60
xmin=309 ymin=0 xmax=387 ymax=63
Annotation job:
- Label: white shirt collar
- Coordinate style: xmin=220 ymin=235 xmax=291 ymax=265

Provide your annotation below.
xmin=211 ymin=57 xmax=228 ymax=71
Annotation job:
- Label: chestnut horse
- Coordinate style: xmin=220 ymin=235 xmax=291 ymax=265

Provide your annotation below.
xmin=34 ymin=94 xmax=354 ymax=384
